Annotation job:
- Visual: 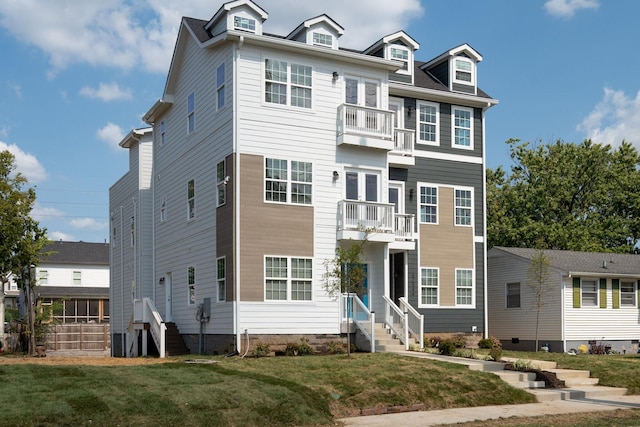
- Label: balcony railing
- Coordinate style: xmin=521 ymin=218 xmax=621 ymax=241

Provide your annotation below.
xmin=337 ymin=104 xmax=394 ymax=150
xmin=392 ymin=128 xmax=415 ymax=156
xmin=338 ymin=201 xmax=416 ymax=242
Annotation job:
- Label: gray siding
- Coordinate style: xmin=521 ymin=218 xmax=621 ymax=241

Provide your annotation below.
xmin=429 ymin=61 xmax=448 ymax=86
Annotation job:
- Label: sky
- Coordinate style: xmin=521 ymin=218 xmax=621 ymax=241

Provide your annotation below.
xmin=1 ymin=0 xmax=639 ymax=243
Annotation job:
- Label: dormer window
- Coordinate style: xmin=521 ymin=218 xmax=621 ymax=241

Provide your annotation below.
xmin=390 ymin=46 xmax=409 ymax=71
xmin=453 ymin=57 xmax=474 ymax=85
xmin=234 ymin=16 xmax=256 ymax=32
xmin=312 ymin=32 xmax=332 ymax=47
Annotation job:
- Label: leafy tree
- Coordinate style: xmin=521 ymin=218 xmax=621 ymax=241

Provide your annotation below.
xmin=0 ymin=150 xmax=48 ymax=354
xmin=323 ymin=242 xmax=367 ymax=357
xmin=527 ymin=247 xmax=552 ymax=352
xmin=487 ymin=138 xmax=640 ymax=252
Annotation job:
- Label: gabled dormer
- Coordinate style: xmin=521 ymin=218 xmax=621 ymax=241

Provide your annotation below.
xmin=286 ymin=14 xmax=344 ymax=50
xmin=204 ymin=0 xmax=268 ymax=36
xmin=420 ymin=44 xmax=482 ymax=95
xmin=363 ymin=31 xmax=419 ymax=84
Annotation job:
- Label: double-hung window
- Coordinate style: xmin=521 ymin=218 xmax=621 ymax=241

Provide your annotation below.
xmin=620 ymin=280 xmax=636 ymax=307
xmin=73 ymin=271 xmax=81 ymax=285
xmin=187 ymin=92 xmax=195 ymax=134
xmin=420 ymin=268 xmax=438 ymax=306
xmin=581 ymin=279 xmax=598 ymax=306
xmin=188 ymin=266 xmax=196 ymax=305
xmin=265 ymin=158 xmax=312 ymax=205
xmin=265 ymin=256 xmax=312 ymax=301
xmin=217 ymin=257 xmax=226 ymax=303
xmin=506 ymin=282 xmax=521 ymax=308
xmin=455 ymin=189 xmax=472 ymax=226
xmin=216 ymin=63 xmax=225 ymax=110
xmin=216 ymin=161 xmax=226 ymax=207
xmin=390 ymin=46 xmax=409 ymax=72
xmin=417 ymin=101 xmax=439 ymax=145
xmin=312 ymin=32 xmax=332 ymax=47
xmin=452 ymin=107 xmax=472 ymax=148
xmin=419 ymin=186 xmax=438 ymax=224
xmin=234 ymin=16 xmax=256 ymax=32
xmin=265 ymin=59 xmax=312 ymax=108
xmin=453 ymin=57 xmax=474 ymax=85
xmin=38 ymin=270 xmax=48 ymax=285
xmin=456 ymin=269 xmax=473 ymax=306
xmin=187 ymin=179 xmax=195 ymax=219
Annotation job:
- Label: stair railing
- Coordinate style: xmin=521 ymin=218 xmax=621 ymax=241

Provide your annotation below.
xmin=382 ymin=295 xmax=409 ymax=349
xmin=340 ymin=293 xmax=376 ymax=353
xmin=399 ymin=297 xmax=424 ymax=349
xmin=133 ymin=298 xmax=167 ymax=358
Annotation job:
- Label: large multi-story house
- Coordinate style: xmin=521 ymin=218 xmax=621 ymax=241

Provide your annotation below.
xmin=110 ymin=0 xmax=497 ymax=357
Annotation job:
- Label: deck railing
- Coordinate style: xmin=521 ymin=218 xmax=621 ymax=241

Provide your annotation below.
xmin=337 ymin=104 xmax=394 ymax=141
xmin=340 ymin=293 xmax=376 ymax=353
xmin=399 ymin=297 xmax=424 ymax=349
xmin=393 ymin=128 xmax=415 ymax=156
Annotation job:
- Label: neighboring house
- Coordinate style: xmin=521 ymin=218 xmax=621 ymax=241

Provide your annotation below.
xmin=488 ymin=247 xmax=640 ymax=353
xmin=110 ymin=0 xmax=497 ymax=357
xmin=37 ymin=241 xmax=110 ymax=324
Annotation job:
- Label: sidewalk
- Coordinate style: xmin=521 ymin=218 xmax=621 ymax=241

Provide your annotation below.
xmin=338 ymin=351 xmax=640 ymax=426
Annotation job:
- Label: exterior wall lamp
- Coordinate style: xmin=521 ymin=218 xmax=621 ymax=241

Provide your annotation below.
xmin=332 ymin=71 xmax=339 ymax=82
xmin=332 ymin=170 xmax=339 ymax=180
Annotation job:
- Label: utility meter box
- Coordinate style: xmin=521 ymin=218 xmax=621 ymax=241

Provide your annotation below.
xmin=202 ymin=297 xmax=211 ymax=320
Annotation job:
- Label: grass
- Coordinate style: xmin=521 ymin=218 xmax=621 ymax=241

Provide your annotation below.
xmin=0 ymin=351 xmax=638 ymax=426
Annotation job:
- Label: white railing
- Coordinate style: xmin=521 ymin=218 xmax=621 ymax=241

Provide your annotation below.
xmin=399 ymin=297 xmax=424 ymax=349
xmin=338 ymin=201 xmax=394 ymax=233
xmin=393 ymin=128 xmax=415 ymax=156
xmin=382 ymin=295 xmax=409 ymax=349
xmin=340 ymin=293 xmax=376 ymax=353
xmin=337 ymin=104 xmax=394 ymax=141
xmin=394 ymin=214 xmax=416 ymax=241
xmin=133 ymin=298 xmax=167 ymax=358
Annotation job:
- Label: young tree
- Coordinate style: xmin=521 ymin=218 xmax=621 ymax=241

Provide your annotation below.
xmin=0 ymin=150 xmax=48 ymax=354
xmin=487 ymin=138 xmax=640 ymax=252
xmin=527 ymin=248 xmax=552 ymax=352
xmin=323 ymin=242 xmax=367 ymax=357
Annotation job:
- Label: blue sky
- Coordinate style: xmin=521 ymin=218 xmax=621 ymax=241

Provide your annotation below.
xmin=0 ymin=0 xmax=637 ymax=243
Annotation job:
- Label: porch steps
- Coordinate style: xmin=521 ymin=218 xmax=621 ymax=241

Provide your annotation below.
xmin=164 ymin=322 xmax=190 ymax=356
xmin=374 ymin=323 xmax=417 ymax=352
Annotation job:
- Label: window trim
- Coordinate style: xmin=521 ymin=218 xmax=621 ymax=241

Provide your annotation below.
xmin=38 ymin=270 xmax=48 ymax=285
xmin=416 ymin=101 xmax=439 ymax=145
xmin=217 ymin=257 xmax=226 ymax=303
xmin=454 ymin=187 xmax=473 ymax=227
xmin=418 ymin=184 xmax=438 ymax=224
xmin=581 ymin=278 xmax=599 ymax=307
xmin=264 ymin=58 xmax=313 ymax=109
xmin=265 ymin=158 xmax=313 ymax=205
xmin=455 ymin=268 xmax=474 ymax=307
xmin=73 ymin=270 xmax=81 ymax=286
xmin=188 ymin=266 xmax=196 ymax=306
xmin=216 ymin=161 xmax=227 ymax=207
xmin=506 ymin=282 xmax=521 ymax=308
xmin=452 ymin=106 xmax=473 ymax=150
xmin=233 ymin=15 xmax=256 ymax=32
xmin=187 ymin=92 xmax=195 ymax=134
xmin=387 ymin=44 xmax=412 ymax=75
xmin=312 ymin=31 xmax=333 ymax=48
xmin=419 ymin=267 xmax=439 ymax=307
xmin=620 ymin=280 xmax=637 ymax=307
xmin=452 ymin=56 xmax=475 ymax=86
xmin=264 ymin=256 xmax=314 ymax=302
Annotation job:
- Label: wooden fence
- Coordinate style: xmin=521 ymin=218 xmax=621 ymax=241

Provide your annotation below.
xmin=44 ymin=324 xmax=110 ymax=351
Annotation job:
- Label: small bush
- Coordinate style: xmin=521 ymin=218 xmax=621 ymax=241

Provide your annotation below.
xmin=577 ymin=344 xmax=588 ymax=354
xmin=478 ymin=338 xmax=493 ymax=349
xmin=489 ymin=342 xmax=503 ymax=361
xmin=252 ymin=341 xmax=270 ymax=358
xmin=438 ymin=339 xmax=457 ymax=356
xmin=450 ymin=334 xmax=467 ymax=348
xmin=326 ymin=341 xmax=346 ymax=354
xmin=297 ymin=338 xmax=314 ymax=355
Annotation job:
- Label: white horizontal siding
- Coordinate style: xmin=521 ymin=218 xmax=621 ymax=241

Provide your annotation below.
xmin=238 ymin=301 xmax=339 ymax=334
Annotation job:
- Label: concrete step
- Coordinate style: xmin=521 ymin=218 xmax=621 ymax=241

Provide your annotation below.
xmin=527 ymin=385 xmax=628 ymax=402
xmin=376 ymin=343 xmax=406 ymax=352
xmin=501 ymin=357 xmax=557 ymax=371
xmin=493 ymin=371 xmax=546 ymax=389
xmin=550 ymin=368 xmax=599 ymax=386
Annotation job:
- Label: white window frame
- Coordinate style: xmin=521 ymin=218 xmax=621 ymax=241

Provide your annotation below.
xmin=419 ymin=185 xmax=438 ymax=224
xmin=416 ymin=101 xmax=439 ymax=145
xmin=344 ymin=169 xmax=381 ymax=203
xmin=187 ymin=179 xmax=195 ymax=220
xmin=265 ymin=158 xmax=312 ymax=205
xmin=419 ymin=267 xmax=439 ymax=307
xmin=264 ymin=58 xmax=312 ymax=109
xmin=344 ymin=76 xmax=379 ymax=108
xmin=452 ymin=106 xmax=473 ymax=149
xmin=388 ymin=45 xmax=411 ymax=75
xmin=233 ymin=15 xmax=256 ymax=32
xmin=38 ymin=270 xmax=48 ymax=285
xmin=264 ymin=256 xmax=313 ymax=302
xmin=73 ymin=271 xmax=81 ymax=285
xmin=454 ymin=188 xmax=473 ymax=227
xmin=187 ymin=92 xmax=195 ymax=134
xmin=620 ymin=280 xmax=637 ymax=307
xmin=506 ymin=282 xmax=521 ymax=308
xmin=581 ymin=278 xmax=598 ymax=307
xmin=216 ymin=161 xmax=227 ymax=207
xmin=312 ymin=31 xmax=333 ymax=48
xmin=216 ymin=63 xmax=225 ymax=110
xmin=217 ymin=257 xmax=226 ymax=303
xmin=455 ymin=268 xmax=474 ymax=307
xmin=188 ymin=266 xmax=196 ymax=306
xmin=453 ymin=57 xmax=475 ymax=86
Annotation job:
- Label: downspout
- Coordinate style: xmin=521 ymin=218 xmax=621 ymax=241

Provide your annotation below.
xmin=120 ymin=205 xmax=125 ymax=356
xmin=234 ymin=36 xmax=243 ymax=352
xmin=482 ymin=104 xmax=489 ymax=339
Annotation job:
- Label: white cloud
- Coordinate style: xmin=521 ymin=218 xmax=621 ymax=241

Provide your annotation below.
xmin=0 ymin=0 xmax=423 ymax=75
xmin=48 ymin=230 xmax=76 ymax=242
xmin=544 ymin=0 xmax=599 ymax=18
xmin=31 ymin=204 xmax=65 ymax=222
xmin=70 ymin=217 xmax=108 ymax=230
xmin=0 ymin=141 xmax=47 ymax=183
xmin=8 ymin=82 xmax=22 ymax=98
xmin=577 ymin=87 xmax=640 ymax=147
xmin=97 ymin=122 xmax=125 ymax=149
xmin=80 ymin=82 xmax=132 ymax=101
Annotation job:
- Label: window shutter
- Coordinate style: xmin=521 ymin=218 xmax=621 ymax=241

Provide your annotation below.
xmin=599 ymin=278 xmax=607 ymax=308
xmin=573 ymin=277 xmax=581 ymax=308
xmin=637 ymin=281 xmax=640 ymax=311
xmin=612 ymin=279 xmax=620 ymax=309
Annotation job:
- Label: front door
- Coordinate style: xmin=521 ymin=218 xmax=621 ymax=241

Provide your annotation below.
xmin=346 ymin=170 xmax=379 ymax=203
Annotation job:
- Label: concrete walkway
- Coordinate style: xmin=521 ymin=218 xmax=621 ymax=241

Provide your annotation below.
xmin=338 ymin=351 xmax=640 ymax=426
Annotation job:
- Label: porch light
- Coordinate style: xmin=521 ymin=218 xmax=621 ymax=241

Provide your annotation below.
xmin=159 ymin=277 xmax=165 ymax=285
xmin=333 ymin=170 xmax=339 ymax=180
xmin=409 ymin=188 xmax=415 ymax=200
xmin=406 ymin=106 xmax=413 ymax=117
xmin=332 ymin=71 xmax=339 ymax=81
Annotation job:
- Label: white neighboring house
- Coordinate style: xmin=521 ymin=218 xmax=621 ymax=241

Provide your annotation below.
xmin=488 ymin=247 xmax=640 ymax=354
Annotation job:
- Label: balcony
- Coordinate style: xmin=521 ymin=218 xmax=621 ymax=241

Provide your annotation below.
xmin=337 ymin=104 xmax=394 ymax=150
xmin=337 ymin=200 xmax=417 ymax=245
xmin=388 ymin=128 xmax=415 ymax=167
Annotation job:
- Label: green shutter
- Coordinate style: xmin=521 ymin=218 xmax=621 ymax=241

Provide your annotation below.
xmin=573 ymin=277 xmax=581 ymax=308
xmin=612 ymin=279 xmax=620 ymax=309
xmin=599 ymin=278 xmax=607 ymax=308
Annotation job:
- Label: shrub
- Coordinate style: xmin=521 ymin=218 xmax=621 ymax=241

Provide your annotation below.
xmin=577 ymin=344 xmax=588 ymax=354
xmin=297 ymin=337 xmax=315 ymax=355
xmin=478 ymin=338 xmax=493 ymax=349
xmin=489 ymin=342 xmax=503 ymax=361
xmin=252 ymin=341 xmax=270 ymax=358
xmin=438 ymin=339 xmax=457 ymax=356
xmin=450 ymin=334 xmax=467 ymax=348
xmin=326 ymin=341 xmax=346 ymax=354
